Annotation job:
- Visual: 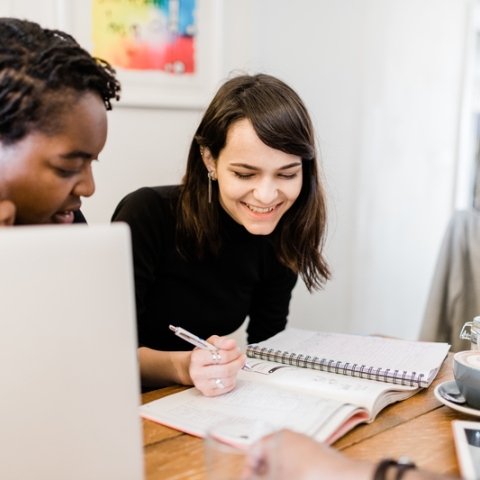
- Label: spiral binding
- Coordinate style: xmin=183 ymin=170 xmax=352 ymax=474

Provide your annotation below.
xmin=246 ymin=345 xmax=427 ymax=388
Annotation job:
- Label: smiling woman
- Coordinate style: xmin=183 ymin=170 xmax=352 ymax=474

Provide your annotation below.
xmin=0 ymin=17 xmax=120 ymax=226
xmin=112 ymin=73 xmax=330 ymax=397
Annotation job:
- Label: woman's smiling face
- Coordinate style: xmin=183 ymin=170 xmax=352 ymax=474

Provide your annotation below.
xmin=0 ymin=92 xmax=107 ymax=225
xmin=203 ymin=119 xmax=303 ymax=235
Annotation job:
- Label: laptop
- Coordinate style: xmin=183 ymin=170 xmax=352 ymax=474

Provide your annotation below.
xmin=0 ymin=223 xmax=144 ymax=480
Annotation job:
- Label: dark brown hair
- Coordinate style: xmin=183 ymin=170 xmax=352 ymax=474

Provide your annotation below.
xmin=0 ymin=18 xmax=120 ymax=144
xmin=177 ymin=73 xmax=330 ymax=291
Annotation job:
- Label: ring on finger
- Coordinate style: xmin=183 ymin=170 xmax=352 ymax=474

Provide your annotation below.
xmin=210 ymin=350 xmax=221 ymax=365
xmin=215 ymin=378 xmax=225 ymax=389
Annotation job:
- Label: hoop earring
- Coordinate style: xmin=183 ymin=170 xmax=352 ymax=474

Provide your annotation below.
xmin=208 ymin=171 xmax=213 ymax=203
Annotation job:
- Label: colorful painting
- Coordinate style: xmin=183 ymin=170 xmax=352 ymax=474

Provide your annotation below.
xmin=92 ymin=0 xmax=197 ymax=73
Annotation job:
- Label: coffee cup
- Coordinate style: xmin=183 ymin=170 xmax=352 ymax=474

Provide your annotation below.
xmin=453 ymin=350 xmax=480 ymax=409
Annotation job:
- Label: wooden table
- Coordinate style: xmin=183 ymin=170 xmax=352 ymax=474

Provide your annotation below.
xmin=141 ymin=353 xmax=470 ymax=479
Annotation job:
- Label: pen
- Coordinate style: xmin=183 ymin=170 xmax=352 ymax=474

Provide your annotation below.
xmin=169 ymin=325 xmax=253 ymax=371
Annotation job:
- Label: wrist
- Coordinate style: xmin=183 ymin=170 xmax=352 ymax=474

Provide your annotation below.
xmin=305 ymin=457 xmax=375 ymax=480
xmin=178 ymin=351 xmax=194 ymax=385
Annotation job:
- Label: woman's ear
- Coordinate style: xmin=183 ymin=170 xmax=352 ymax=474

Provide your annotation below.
xmin=200 ymin=147 xmax=216 ymax=176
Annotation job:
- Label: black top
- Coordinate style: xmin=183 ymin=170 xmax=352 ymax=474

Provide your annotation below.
xmin=111 ymin=185 xmax=298 ymax=352
xmin=74 ymin=210 xmax=87 ymax=224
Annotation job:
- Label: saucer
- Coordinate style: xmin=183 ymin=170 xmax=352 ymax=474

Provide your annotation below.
xmin=434 ymin=381 xmax=480 ymax=417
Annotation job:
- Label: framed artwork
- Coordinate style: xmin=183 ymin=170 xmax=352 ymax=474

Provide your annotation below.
xmin=57 ymin=0 xmax=223 ymax=109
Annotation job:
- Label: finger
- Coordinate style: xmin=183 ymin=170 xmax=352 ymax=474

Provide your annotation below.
xmin=204 ymin=376 xmax=236 ymax=397
xmin=0 ymin=200 xmax=16 ymax=226
xmin=203 ymin=353 xmax=247 ymax=379
xmin=189 ymin=352 xmax=244 ymax=397
xmin=191 ymin=345 xmax=243 ymax=368
xmin=195 ymin=373 xmax=237 ymax=397
xmin=190 ymin=352 xmax=245 ymax=382
xmin=207 ymin=335 xmax=237 ymax=350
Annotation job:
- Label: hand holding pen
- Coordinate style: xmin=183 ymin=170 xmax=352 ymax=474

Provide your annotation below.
xmin=169 ymin=325 xmax=251 ymax=397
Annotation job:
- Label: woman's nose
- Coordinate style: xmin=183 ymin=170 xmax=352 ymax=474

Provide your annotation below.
xmin=73 ymin=163 xmax=95 ymax=198
xmin=252 ymin=178 xmax=278 ymax=205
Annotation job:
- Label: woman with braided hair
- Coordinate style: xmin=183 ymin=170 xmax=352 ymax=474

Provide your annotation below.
xmin=0 ymin=17 xmax=120 ymax=226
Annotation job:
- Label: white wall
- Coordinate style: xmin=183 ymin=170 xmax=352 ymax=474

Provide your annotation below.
xmin=1 ymin=0 xmax=471 ymax=341
xmin=245 ymin=0 xmax=468 ymax=340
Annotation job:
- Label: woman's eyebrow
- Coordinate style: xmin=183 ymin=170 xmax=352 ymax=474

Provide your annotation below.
xmin=229 ymin=161 xmax=302 ymax=170
xmin=279 ymin=162 xmax=302 ymax=170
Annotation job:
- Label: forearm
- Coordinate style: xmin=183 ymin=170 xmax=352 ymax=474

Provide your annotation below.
xmin=138 ymin=346 xmax=193 ymax=388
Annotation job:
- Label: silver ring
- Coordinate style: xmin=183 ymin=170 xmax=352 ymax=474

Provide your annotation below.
xmin=211 ymin=350 xmax=221 ymax=365
xmin=215 ymin=378 xmax=225 ymax=389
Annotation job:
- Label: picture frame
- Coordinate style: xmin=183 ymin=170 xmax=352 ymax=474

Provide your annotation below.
xmin=56 ymin=0 xmax=223 ymax=109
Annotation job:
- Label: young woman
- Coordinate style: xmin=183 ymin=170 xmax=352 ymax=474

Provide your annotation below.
xmin=112 ymin=74 xmax=330 ymax=396
xmin=0 ymin=17 xmax=120 ymax=226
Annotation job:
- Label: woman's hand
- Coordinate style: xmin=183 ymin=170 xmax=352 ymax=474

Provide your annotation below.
xmin=245 ymin=429 xmax=375 ymax=480
xmin=188 ymin=335 xmax=246 ymax=397
xmin=0 ymin=200 xmax=15 ymax=226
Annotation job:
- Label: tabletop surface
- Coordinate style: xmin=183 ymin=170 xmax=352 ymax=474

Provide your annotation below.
xmin=141 ymin=352 xmax=468 ymax=480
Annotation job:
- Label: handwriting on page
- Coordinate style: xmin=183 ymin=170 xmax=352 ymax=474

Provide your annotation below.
xmin=157 ymin=380 xmax=343 ymax=435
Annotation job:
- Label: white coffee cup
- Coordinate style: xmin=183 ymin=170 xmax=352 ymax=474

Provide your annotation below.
xmin=453 ymin=350 xmax=480 ymax=409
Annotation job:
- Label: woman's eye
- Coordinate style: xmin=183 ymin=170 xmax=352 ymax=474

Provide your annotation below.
xmin=279 ymin=172 xmax=299 ymax=180
xmin=234 ymin=172 xmax=254 ymax=179
xmin=55 ymin=168 xmax=80 ymax=178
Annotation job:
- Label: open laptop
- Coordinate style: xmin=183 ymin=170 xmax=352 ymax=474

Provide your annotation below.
xmin=0 ymin=223 xmax=144 ymax=480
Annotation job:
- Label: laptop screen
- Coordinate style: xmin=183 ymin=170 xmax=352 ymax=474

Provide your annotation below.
xmin=0 ymin=223 xmax=144 ymax=480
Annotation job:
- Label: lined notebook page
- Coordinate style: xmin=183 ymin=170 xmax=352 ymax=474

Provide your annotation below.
xmin=247 ymin=329 xmax=450 ymax=380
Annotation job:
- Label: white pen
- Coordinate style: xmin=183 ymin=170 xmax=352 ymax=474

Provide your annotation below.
xmin=169 ymin=325 xmax=253 ymax=371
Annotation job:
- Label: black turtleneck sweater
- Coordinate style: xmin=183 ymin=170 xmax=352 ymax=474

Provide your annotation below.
xmin=112 ymin=185 xmax=297 ymax=352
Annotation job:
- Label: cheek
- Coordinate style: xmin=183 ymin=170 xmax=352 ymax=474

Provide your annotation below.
xmin=285 ymin=178 xmax=303 ymax=202
xmin=217 ymin=178 xmax=247 ymax=202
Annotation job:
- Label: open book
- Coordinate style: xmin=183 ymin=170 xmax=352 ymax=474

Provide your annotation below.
xmin=139 ymin=329 xmax=450 ymax=445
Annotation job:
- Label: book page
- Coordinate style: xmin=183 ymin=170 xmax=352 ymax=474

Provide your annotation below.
xmin=239 ymin=360 xmax=417 ymax=415
xmin=249 ymin=328 xmax=449 ymax=378
xmin=139 ymin=379 xmax=367 ymax=444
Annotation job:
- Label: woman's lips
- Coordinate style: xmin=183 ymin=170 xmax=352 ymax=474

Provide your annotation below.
xmin=52 ymin=210 xmax=75 ymax=224
xmin=52 ymin=203 xmax=81 ymax=224
xmin=240 ymin=202 xmax=282 ymax=218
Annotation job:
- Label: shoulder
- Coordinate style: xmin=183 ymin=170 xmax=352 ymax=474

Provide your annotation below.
xmin=112 ymin=185 xmax=181 ymax=221
xmin=118 ymin=185 xmax=180 ymax=206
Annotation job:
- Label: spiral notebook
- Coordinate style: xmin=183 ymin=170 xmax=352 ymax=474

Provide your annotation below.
xmin=246 ymin=328 xmax=450 ymax=388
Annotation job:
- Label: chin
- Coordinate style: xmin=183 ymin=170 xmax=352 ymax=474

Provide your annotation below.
xmin=243 ymin=223 xmax=278 ymax=236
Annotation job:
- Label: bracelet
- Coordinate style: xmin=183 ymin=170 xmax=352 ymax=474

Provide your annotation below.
xmin=373 ymin=457 xmax=416 ymax=480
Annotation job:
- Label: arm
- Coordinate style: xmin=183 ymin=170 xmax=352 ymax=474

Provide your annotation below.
xmin=0 ymin=199 xmax=15 ymax=226
xmin=112 ymin=188 xmax=245 ymax=395
xmin=248 ymin=430 xmax=458 ymax=480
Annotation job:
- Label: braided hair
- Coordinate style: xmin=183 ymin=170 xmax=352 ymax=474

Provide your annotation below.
xmin=0 ymin=18 xmax=120 ymax=144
